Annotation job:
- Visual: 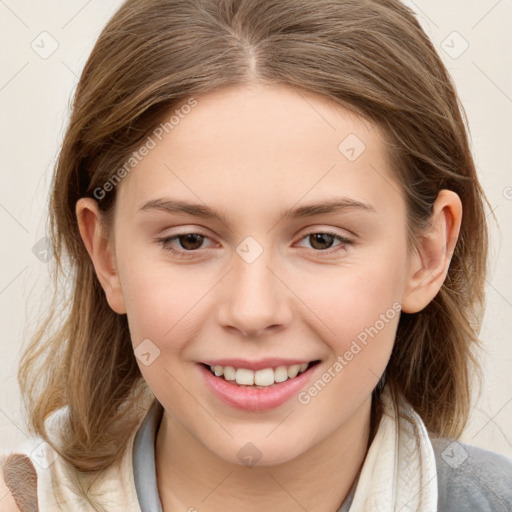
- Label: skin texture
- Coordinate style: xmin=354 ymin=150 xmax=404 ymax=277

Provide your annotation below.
xmin=76 ymin=83 xmax=462 ymax=511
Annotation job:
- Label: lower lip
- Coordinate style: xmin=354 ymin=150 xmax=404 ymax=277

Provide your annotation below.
xmin=198 ymin=363 xmax=320 ymax=412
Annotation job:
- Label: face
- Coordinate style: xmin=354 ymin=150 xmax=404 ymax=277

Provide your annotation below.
xmin=105 ymin=83 xmax=413 ymax=465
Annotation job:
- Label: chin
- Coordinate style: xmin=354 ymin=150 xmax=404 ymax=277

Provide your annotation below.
xmin=209 ymin=434 xmax=311 ymax=468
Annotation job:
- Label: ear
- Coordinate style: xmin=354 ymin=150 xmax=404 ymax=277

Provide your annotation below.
xmin=75 ymin=198 xmax=126 ymax=314
xmin=401 ymin=189 xmax=462 ymax=314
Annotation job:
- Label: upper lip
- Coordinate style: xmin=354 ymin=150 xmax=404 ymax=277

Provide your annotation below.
xmin=200 ymin=358 xmax=317 ymax=371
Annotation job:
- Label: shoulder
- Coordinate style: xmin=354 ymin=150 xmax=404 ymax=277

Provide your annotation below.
xmin=0 ymin=453 xmax=37 ymax=512
xmin=0 ymin=404 xmax=70 ymax=512
xmin=0 ymin=471 xmax=20 ymax=511
xmin=430 ymin=436 xmax=512 ymax=511
xmin=0 ymin=422 xmax=61 ymax=512
xmin=0 ymin=476 xmax=21 ymax=512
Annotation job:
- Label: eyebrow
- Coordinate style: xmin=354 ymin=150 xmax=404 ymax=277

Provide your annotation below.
xmin=138 ymin=196 xmax=376 ymax=223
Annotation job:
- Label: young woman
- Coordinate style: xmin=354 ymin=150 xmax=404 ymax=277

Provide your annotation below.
xmin=2 ymin=0 xmax=511 ymax=510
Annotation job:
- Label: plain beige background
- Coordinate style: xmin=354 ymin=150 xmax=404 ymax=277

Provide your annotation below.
xmin=0 ymin=0 xmax=511 ymax=459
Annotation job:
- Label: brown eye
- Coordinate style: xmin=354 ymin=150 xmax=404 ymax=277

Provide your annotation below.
xmin=157 ymin=232 xmax=213 ymax=257
xmin=176 ymin=233 xmax=205 ymax=250
xmin=308 ymin=233 xmax=336 ymax=250
xmin=296 ymin=231 xmax=353 ymax=256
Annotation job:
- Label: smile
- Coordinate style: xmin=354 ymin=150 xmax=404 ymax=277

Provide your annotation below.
xmin=203 ymin=362 xmax=319 ymax=388
xmin=198 ymin=360 xmax=322 ymax=411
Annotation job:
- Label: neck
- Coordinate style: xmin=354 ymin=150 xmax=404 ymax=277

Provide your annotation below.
xmin=155 ymin=395 xmax=374 ymax=512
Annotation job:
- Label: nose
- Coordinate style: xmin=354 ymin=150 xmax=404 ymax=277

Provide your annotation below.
xmin=216 ymin=248 xmax=292 ymax=339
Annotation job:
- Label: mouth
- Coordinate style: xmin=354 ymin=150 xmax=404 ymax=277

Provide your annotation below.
xmin=199 ymin=360 xmax=321 ymax=389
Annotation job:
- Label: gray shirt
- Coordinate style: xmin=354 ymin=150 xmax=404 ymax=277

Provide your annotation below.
xmin=133 ymin=400 xmax=512 ymax=511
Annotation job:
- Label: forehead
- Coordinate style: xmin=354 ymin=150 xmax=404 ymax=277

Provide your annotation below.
xmin=115 ymin=83 xmax=403 ymax=222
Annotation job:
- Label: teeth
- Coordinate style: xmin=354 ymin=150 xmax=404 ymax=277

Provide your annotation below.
xmin=254 ymin=368 xmax=274 ymax=386
xmin=208 ymin=362 xmax=312 ymax=387
xmin=236 ymin=368 xmax=254 ymax=385
xmin=274 ymin=366 xmax=288 ymax=383
xmin=223 ymin=366 xmax=236 ymax=381
xmin=287 ymin=364 xmax=301 ymax=379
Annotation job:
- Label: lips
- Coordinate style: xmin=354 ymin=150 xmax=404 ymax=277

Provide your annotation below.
xmin=197 ymin=359 xmax=322 ymax=411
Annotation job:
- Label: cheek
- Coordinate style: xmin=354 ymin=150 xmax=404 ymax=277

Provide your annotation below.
xmin=291 ymin=247 xmax=406 ymax=400
xmin=119 ymin=265 xmax=208 ymax=397
xmin=294 ymin=271 xmax=402 ymax=414
xmin=296 ymin=249 xmax=406 ymax=340
xmin=117 ymin=254 xmax=203 ymax=348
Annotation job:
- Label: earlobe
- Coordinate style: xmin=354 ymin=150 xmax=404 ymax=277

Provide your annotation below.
xmin=401 ymin=189 xmax=462 ymax=314
xmin=75 ymin=198 xmax=126 ymax=314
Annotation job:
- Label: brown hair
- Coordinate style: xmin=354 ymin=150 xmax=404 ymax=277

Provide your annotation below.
xmin=19 ymin=0 xmax=489 ymax=481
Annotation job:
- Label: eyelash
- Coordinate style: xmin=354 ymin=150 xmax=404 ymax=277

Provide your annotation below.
xmin=156 ymin=230 xmax=354 ymax=258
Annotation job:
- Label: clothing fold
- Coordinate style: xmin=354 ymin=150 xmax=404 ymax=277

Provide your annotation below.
xmin=349 ymin=386 xmax=438 ymax=512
